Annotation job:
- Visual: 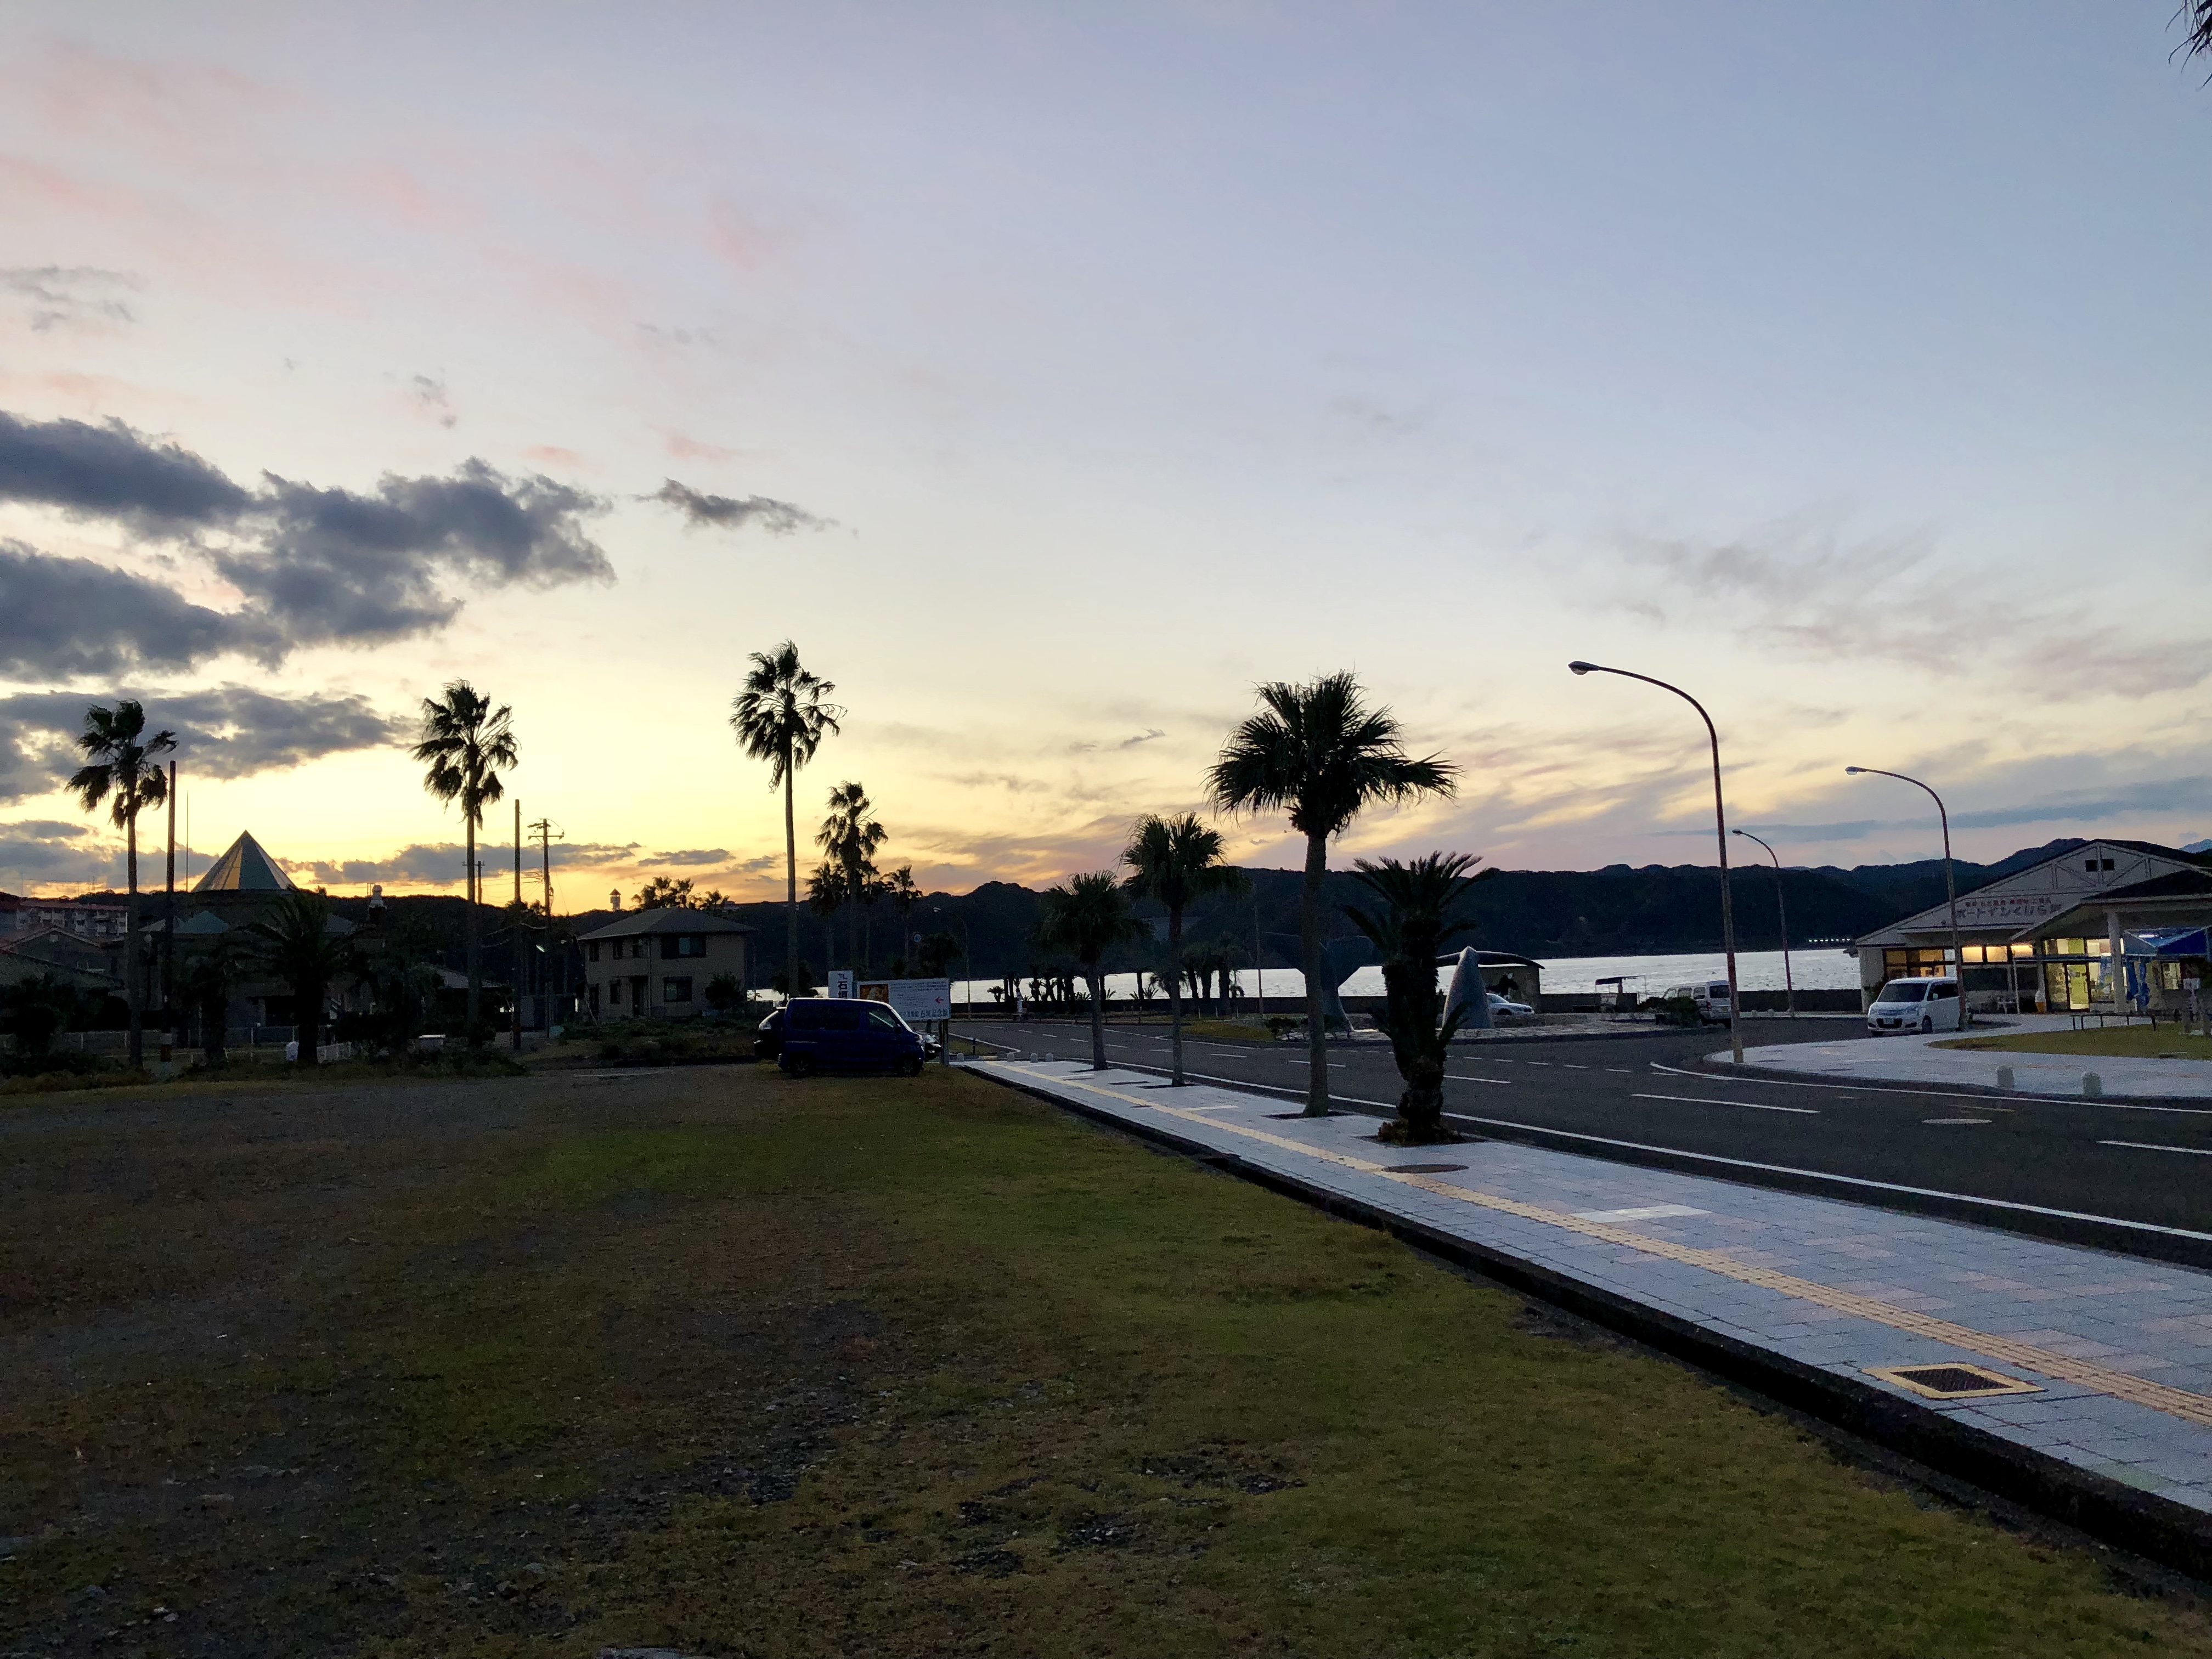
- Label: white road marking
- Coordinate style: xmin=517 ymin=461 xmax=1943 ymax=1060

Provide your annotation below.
xmin=1633 ymin=1092 xmax=1818 ymax=1115
xmin=1923 ymin=1118 xmax=1991 ymax=1125
xmin=2100 ymin=1139 xmax=2212 ymax=1156
xmin=1444 ymin=1073 xmax=1512 ymax=1086
xmin=1437 ymin=1111 xmax=2212 ymax=1245
xmin=1644 ymin=1057 xmax=2212 ymax=1113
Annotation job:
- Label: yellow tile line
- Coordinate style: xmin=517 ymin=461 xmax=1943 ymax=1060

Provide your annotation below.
xmin=1022 ymin=1066 xmax=2212 ymax=1430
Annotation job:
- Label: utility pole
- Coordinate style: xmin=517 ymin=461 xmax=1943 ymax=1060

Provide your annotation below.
xmin=514 ymin=799 xmax=523 ymax=907
xmin=162 ymin=760 xmax=177 ymax=1044
xmin=1252 ymin=889 xmax=1266 ymax=1020
xmin=529 ymin=816 xmax=564 ymax=1027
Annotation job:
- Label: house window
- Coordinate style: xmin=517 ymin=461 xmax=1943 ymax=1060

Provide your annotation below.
xmin=588 ymin=942 xmax=600 ymax=962
xmin=608 ymin=979 xmax=623 ymax=1005
xmin=663 ymin=977 xmax=693 ymax=1002
xmin=661 ymin=934 xmax=707 ymax=959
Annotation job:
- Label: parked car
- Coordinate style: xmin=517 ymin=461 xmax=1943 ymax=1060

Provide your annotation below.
xmin=1487 ymin=992 xmax=1535 ymax=1020
xmin=755 ymin=1006 xmax=785 ymax=1061
xmin=777 ymin=997 xmax=928 ymax=1077
xmin=1661 ymin=981 xmax=1734 ymax=1025
xmin=1867 ymin=975 xmax=1961 ymax=1035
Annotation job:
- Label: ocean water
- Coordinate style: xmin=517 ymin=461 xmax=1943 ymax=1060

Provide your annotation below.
xmin=953 ymin=946 xmax=1859 ymax=1005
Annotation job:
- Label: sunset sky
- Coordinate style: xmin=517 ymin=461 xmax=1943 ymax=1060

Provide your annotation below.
xmin=7 ymin=3 xmax=2212 ymax=902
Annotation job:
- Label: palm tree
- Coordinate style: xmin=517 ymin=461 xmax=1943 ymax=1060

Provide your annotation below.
xmin=1121 ymin=813 xmax=1246 ymax=1085
xmin=69 ymin=699 xmax=177 ymax=1069
xmin=884 ymin=865 xmax=922 ymax=968
xmin=247 ymin=891 xmax=356 ymax=1066
xmin=176 ymin=937 xmax=241 ymax=1066
xmin=816 ymin=781 xmax=887 ymax=974
xmin=1208 ymin=673 xmax=1457 ymax=1115
xmin=807 ymin=860 xmax=849 ymax=978
xmin=1035 ymin=871 xmax=1148 ymax=1069
xmin=1345 ymin=853 xmax=1483 ymax=1145
xmin=411 ymin=681 xmax=517 ymax=1041
xmin=730 ymin=642 xmax=842 ymax=1001
xmin=2186 ymin=4 xmax=2212 ymax=65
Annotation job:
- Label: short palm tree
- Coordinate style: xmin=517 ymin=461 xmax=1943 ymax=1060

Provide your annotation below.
xmin=1345 ymin=853 xmax=1483 ymax=1144
xmin=731 ymin=642 xmax=842 ymax=1002
xmin=816 ymin=781 xmax=887 ymax=974
xmin=1121 ymin=813 xmax=1246 ymax=1085
xmin=247 ymin=891 xmax=356 ymax=1066
xmin=884 ymin=865 xmax=922 ymax=966
xmin=176 ymin=937 xmax=241 ymax=1066
xmin=69 ymin=699 xmax=177 ymax=1069
xmin=411 ymin=681 xmax=516 ymax=1041
xmin=1209 ymin=673 xmax=1457 ymax=1114
xmin=1035 ymin=871 xmax=1148 ymax=1069
xmin=807 ymin=860 xmax=849 ymax=975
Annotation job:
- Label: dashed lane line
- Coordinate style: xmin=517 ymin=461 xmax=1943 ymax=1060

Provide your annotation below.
xmin=1634 ymin=1092 xmax=1818 ymax=1115
xmin=2102 ymin=1140 xmax=2212 ymax=1156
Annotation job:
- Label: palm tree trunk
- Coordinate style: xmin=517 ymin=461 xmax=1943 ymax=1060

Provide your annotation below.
xmin=1301 ymin=828 xmax=1329 ymax=1115
xmin=125 ymin=812 xmax=142 ymax=1069
xmin=465 ymin=815 xmax=481 ymax=1037
xmin=783 ymin=762 xmax=799 ymax=996
xmin=1167 ymin=905 xmax=1185 ymax=1085
xmin=1086 ymin=962 xmax=1107 ymax=1068
xmin=300 ymin=974 xmax=322 ymax=1067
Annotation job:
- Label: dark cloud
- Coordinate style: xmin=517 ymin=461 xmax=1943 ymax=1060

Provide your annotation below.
xmin=0 ymin=411 xmax=614 ymax=674
xmin=0 ymin=820 xmax=121 ymax=890
xmin=1 ymin=266 xmax=141 ymax=332
xmin=220 ymin=462 xmax=612 ymax=648
xmin=650 ymin=847 xmax=733 ymax=866
xmin=0 ymin=685 xmax=406 ymax=805
xmin=289 ymin=839 xmax=646 ymax=888
xmin=1740 ymin=776 xmax=2212 ymax=842
xmin=0 ymin=410 xmax=250 ymax=531
xmin=648 ymin=478 xmax=827 ymax=535
xmin=0 ymin=540 xmax=276 ymax=680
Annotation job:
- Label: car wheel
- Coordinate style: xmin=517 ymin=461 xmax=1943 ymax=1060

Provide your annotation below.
xmin=1918 ymin=1017 xmax=1932 ymax=1035
xmin=785 ymin=1054 xmax=814 ymax=1079
xmin=896 ymin=1055 xmax=923 ymax=1077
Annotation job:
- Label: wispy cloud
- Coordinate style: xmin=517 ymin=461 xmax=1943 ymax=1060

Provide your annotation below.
xmin=646 ymin=477 xmax=829 ymax=535
xmin=0 ymin=264 xmax=141 ymax=331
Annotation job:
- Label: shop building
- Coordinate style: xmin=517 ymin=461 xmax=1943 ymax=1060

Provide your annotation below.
xmin=1849 ymin=839 xmax=2212 ymax=1012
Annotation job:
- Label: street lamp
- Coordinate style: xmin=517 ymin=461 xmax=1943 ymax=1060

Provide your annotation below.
xmin=1568 ymin=661 xmax=1743 ymax=1064
xmin=1846 ymin=765 xmax=1968 ymax=1029
xmin=1731 ymin=828 xmax=1794 ymax=1018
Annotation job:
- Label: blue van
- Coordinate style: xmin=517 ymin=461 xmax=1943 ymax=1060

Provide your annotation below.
xmin=777 ymin=997 xmax=928 ymax=1077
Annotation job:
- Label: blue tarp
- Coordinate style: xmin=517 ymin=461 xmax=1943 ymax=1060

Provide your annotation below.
xmin=2126 ymin=927 xmax=2212 ymax=957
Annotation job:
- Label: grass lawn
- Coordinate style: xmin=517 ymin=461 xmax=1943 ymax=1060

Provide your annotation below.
xmin=1180 ymin=1019 xmax=1277 ymax=1043
xmin=1939 ymin=1025 xmax=2212 ymax=1059
xmin=5 ymin=1064 xmax=2210 ymax=1656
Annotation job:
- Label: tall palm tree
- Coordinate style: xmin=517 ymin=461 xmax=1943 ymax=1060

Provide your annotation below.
xmin=248 ymin=891 xmax=356 ymax=1066
xmin=816 ymin=781 xmax=887 ymax=974
xmin=1035 ymin=871 xmax=1148 ymax=1070
xmin=411 ymin=681 xmax=517 ymax=1040
xmin=1209 ymin=673 xmax=1457 ymax=1115
xmin=1121 ymin=812 xmax=1246 ymax=1085
xmin=69 ymin=699 xmax=177 ymax=1069
xmin=2186 ymin=4 xmax=2212 ymax=65
xmin=731 ymin=642 xmax=842 ymax=1000
xmin=1345 ymin=853 xmax=1483 ymax=1145
xmin=884 ymin=865 xmax=922 ymax=968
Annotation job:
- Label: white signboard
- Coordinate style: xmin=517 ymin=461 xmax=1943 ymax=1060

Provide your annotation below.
xmin=860 ymin=978 xmax=952 ymax=1023
xmin=1950 ymin=892 xmax=2072 ymax=930
xmin=828 ymin=969 xmax=856 ymax=1000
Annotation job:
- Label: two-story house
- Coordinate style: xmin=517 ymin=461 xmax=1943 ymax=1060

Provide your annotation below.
xmin=579 ymin=910 xmax=752 ymax=1019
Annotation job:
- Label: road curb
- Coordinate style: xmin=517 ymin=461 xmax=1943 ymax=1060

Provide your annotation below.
xmin=1689 ymin=1051 xmax=2212 ymax=1107
xmin=975 ymin=1062 xmax=2212 ymax=1585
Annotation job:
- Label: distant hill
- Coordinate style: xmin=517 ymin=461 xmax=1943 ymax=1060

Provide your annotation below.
xmin=60 ymin=837 xmax=2132 ymax=983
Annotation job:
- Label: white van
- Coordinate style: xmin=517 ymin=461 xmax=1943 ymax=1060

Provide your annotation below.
xmin=1867 ymin=975 xmax=1961 ymax=1035
xmin=1662 ymin=981 xmax=1733 ymax=1025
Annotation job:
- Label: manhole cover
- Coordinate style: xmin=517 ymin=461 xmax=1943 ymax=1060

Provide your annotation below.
xmin=1864 ymin=1363 xmax=2041 ymax=1400
xmin=1389 ymin=1163 xmax=1468 ymax=1174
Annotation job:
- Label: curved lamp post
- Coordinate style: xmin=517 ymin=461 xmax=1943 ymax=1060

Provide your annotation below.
xmin=1568 ymin=662 xmax=1743 ymax=1064
xmin=1846 ymin=765 xmax=1968 ymax=1030
xmin=1732 ymin=828 xmax=1794 ymax=1018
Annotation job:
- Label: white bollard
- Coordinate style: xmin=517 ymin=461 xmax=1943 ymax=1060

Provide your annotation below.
xmin=1996 ymin=1065 xmax=2015 ymax=1091
xmin=2084 ymin=1072 xmax=2103 ymax=1098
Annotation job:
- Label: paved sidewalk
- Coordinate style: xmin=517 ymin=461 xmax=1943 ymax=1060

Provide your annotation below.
xmin=1736 ymin=1017 xmax=2212 ymax=1099
xmin=985 ymin=1058 xmax=2212 ymax=1534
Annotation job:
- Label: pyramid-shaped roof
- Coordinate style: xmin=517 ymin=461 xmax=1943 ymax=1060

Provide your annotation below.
xmin=193 ymin=831 xmax=295 ymax=894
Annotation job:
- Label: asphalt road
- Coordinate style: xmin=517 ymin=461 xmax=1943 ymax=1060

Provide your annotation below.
xmin=955 ymin=1017 xmax=2212 ymax=1260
